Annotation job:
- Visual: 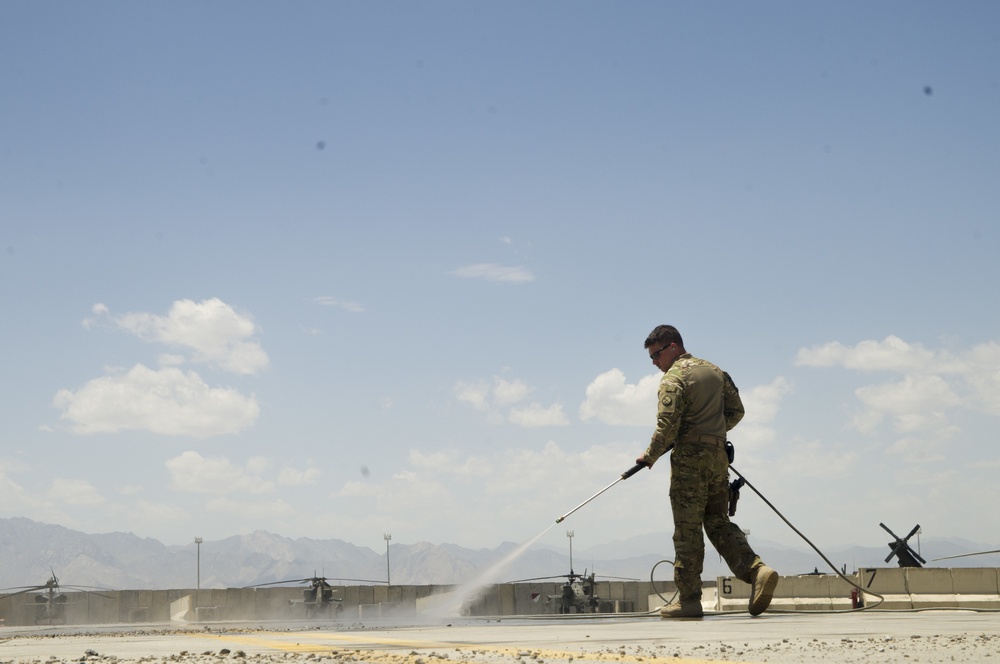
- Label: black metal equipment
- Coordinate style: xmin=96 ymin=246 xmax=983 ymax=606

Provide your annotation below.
xmin=245 ymin=573 xmax=386 ymax=617
xmin=0 ymin=569 xmax=113 ymax=625
xmin=880 ymin=522 xmax=926 ymax=568
xmin=508 ymin=569 xmax=637 ymax=614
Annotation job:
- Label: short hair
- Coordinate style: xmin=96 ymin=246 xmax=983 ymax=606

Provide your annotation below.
xmin=644 ymin=325 xmax=683 ymax=349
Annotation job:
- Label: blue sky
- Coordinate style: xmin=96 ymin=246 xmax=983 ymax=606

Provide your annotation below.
xmin=2 ymin=1 xmax=998 ymax=560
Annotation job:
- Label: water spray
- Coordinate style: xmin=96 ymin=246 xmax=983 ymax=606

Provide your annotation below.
xmin=555 ymin=462 xmax=647 ymax=524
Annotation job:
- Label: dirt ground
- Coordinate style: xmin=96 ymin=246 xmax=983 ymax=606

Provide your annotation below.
xmin=1 ymin=610 xmax=999 ymax=664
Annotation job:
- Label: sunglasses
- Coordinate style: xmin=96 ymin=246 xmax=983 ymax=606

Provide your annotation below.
xmin=649 ymin=344 xmax=672 ymax=361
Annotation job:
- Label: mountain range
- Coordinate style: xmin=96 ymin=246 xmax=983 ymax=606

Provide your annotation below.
xmin=1 ymin=517 xmax=997 ymax=591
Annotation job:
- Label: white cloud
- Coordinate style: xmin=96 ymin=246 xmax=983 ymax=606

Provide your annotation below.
xmin=112 ymin=298 xmax=269 ymax=375
xmin=735 ymin=377 xmax=793 ymax=449
xmin=795 ymin=335 xmax=934 ymax=372
xmin=493 ymin=378 xmax=532 ymax=406
xmin=158 ymin=353 xmax=186 ymax=366
xmin=962 ymin=341 xmax=1000 ymax=416
xmin=48 ymin=478 xmax=105 ymax=507
xmin=795 ymin=335 xmax=1000 ymax=462
xmin=451 ymin=263 xmax=535 ymax=284
xmin=0 ymin=464 xmax=35 ymax=512
xmin=328 ymin=440 xmax=664 ymax=549
xmin=278 ymin=466 xmax=322 ymax=486
xmin=578 ymin=369 xmax=659 ymax=426
xmin=454 ymin=380 xmax=490 ymax=412
xmin=454 ymin=375 xmax=565 ymax=427
xmin=166 ymin=451 xmax=276 ymax=495
xmin=409 ymin=449 xmax=460 ymax=471
xmin=885 ymin=434 xmax=952 ymax=462
xmin=312 ymin=296 xmax=365 ymax=313
xmin=508 ymin=403 xmax=569 ymax=427
xmin=82 ymin=302 xmax=109 ymax=329
xmin=855 ymin=375 xmax=960 ymax=432
xmin=53 ymin=364 xmax=259 ymax=436
xmin=409 ymin=449 xmax=493 ymax=477
xmin=770 ymin=439 xmax=858 ymax=480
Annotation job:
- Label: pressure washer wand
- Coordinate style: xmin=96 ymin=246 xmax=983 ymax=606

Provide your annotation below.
xmin=555 ymin=462 xmax=647 ymax=524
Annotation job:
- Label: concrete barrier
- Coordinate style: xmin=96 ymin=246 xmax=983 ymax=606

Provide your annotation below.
xmin=858 ymin=567 xmax=1000 ymax=610
xmin=2 ymin=573 xmax=998 ymax=625
xmin=949 ymin=568 xmax=1000 ymax=609
xmin=169 ymin=595 xmax=193 ymax=622
xmin=717 ymin=573 xmax=856 ymax=612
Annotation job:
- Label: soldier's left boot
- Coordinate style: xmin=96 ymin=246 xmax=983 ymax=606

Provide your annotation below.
xmin=748 ymin=564 xmax=778 ymax=616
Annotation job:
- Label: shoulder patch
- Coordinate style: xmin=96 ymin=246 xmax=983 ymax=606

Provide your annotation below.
xmin=659 ymin=391 xmax=678 ymax=413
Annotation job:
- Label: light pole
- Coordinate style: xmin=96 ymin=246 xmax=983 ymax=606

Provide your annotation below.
xmin=194 ymin=537 xmax=203 ymax=590
xmin=566 ymin=530 xmax=575 ymax=574
xmin=384 ymin=533 xmax=391 ymax=586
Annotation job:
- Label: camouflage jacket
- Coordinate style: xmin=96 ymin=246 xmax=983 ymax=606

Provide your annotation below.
xmin=643 ymin=353 xmax=745 ymax=465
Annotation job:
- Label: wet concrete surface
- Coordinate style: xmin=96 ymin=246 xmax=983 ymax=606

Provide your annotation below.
xmin=1 ymin=610 xmax=999 ymax=663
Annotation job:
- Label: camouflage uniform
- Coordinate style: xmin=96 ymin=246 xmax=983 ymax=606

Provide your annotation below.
xmin=643 ymin=353 xmax=763 ymax=603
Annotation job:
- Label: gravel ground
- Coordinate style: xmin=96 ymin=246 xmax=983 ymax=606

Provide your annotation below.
xmin=1 ymin=612 xmax=998 ymax=664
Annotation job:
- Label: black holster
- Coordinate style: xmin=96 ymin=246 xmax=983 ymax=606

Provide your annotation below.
xmin=728 ymin=477 xmax=745 ymax=517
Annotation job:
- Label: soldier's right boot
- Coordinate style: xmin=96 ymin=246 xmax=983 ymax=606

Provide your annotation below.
xmin=659 ymin=598 xmax=704 ymax=619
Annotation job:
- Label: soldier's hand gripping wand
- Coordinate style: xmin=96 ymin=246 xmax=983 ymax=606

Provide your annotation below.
xmin=555 ymin=462 xmax=647 ymax=524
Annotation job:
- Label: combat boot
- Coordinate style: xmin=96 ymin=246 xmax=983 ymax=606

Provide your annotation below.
xmin=748 ymin=564 xmax=778 ymax=616
xmin=659 ymin=599 xmax=703 ymax=619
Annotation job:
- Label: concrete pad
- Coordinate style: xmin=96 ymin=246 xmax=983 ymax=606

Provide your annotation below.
xmin=2 ymin=611 xmax=1000 ymax=663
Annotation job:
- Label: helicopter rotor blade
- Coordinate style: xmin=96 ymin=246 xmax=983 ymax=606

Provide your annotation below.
xmin=59 ymin=585 xmax=117 ymax=599
xmin=879 ymin=522 xmax=901 ymax=540
xmin=243 ymin=578 xmax=315 ymax=588
xmin=594 ymin=575 xmax=641 ymax=581
xmin=244 ymin=576 xmax=387 ymax=589
xmin=0 ymin=585 xmax=48 ymax=598
xmin=506 ymin=575 xmax=574 ymax=583
xmin=931 ymin=549 xmax=1000 ymax=562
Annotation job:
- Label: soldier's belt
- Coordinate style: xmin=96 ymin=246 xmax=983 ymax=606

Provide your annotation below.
xmin=678 ymin=433 xmax=727 ymax=450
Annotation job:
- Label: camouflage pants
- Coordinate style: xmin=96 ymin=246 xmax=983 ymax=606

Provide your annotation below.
xmin=669 ymin=442 xmax=761 ymax=602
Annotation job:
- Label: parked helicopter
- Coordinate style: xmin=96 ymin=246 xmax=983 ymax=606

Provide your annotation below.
xmin=0 ymin=570 xmax=113 ymax=625
xmin=508 ymin=569 xmax=638 ymax=614
xmin=245 ymin=573 xmax=386 ymax=618
xmin=880 ymin=522 xmax=926 ymax=568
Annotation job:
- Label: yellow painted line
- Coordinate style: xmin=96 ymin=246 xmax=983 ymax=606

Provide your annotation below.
xmin=191 ymin=631 xmax=478 ymax=652
xmin=190 ymin=631 xmax=762 ymax=664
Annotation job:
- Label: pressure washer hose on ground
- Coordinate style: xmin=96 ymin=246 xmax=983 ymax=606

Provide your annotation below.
xmin=725 ymin=465 xmax=884 ymax=613
xmin=555 ymin=460 xmax=887 ymax=615
xmin=644 ymin=464 xmax=886 ymax=614
xmin=716 ymin=466 xmax=999 ymax=614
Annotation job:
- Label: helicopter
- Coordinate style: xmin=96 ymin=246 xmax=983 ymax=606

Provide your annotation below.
xmin=508 ymin=569 xmax=638 ymax=614
xmin=0 ymin=569 xmax=113 ymax=625
xmin=245 ymin=573 xmax=386 ymax=618
xmin=880 ymin=522 xmax=926 ymax=568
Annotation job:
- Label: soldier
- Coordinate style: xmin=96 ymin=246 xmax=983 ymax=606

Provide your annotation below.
xmin=635 ymin=325 xmax=778 ymax=618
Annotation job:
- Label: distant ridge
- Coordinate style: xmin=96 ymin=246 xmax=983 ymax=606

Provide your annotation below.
xmin=1 ymin=517 xmax=997 ymax=591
